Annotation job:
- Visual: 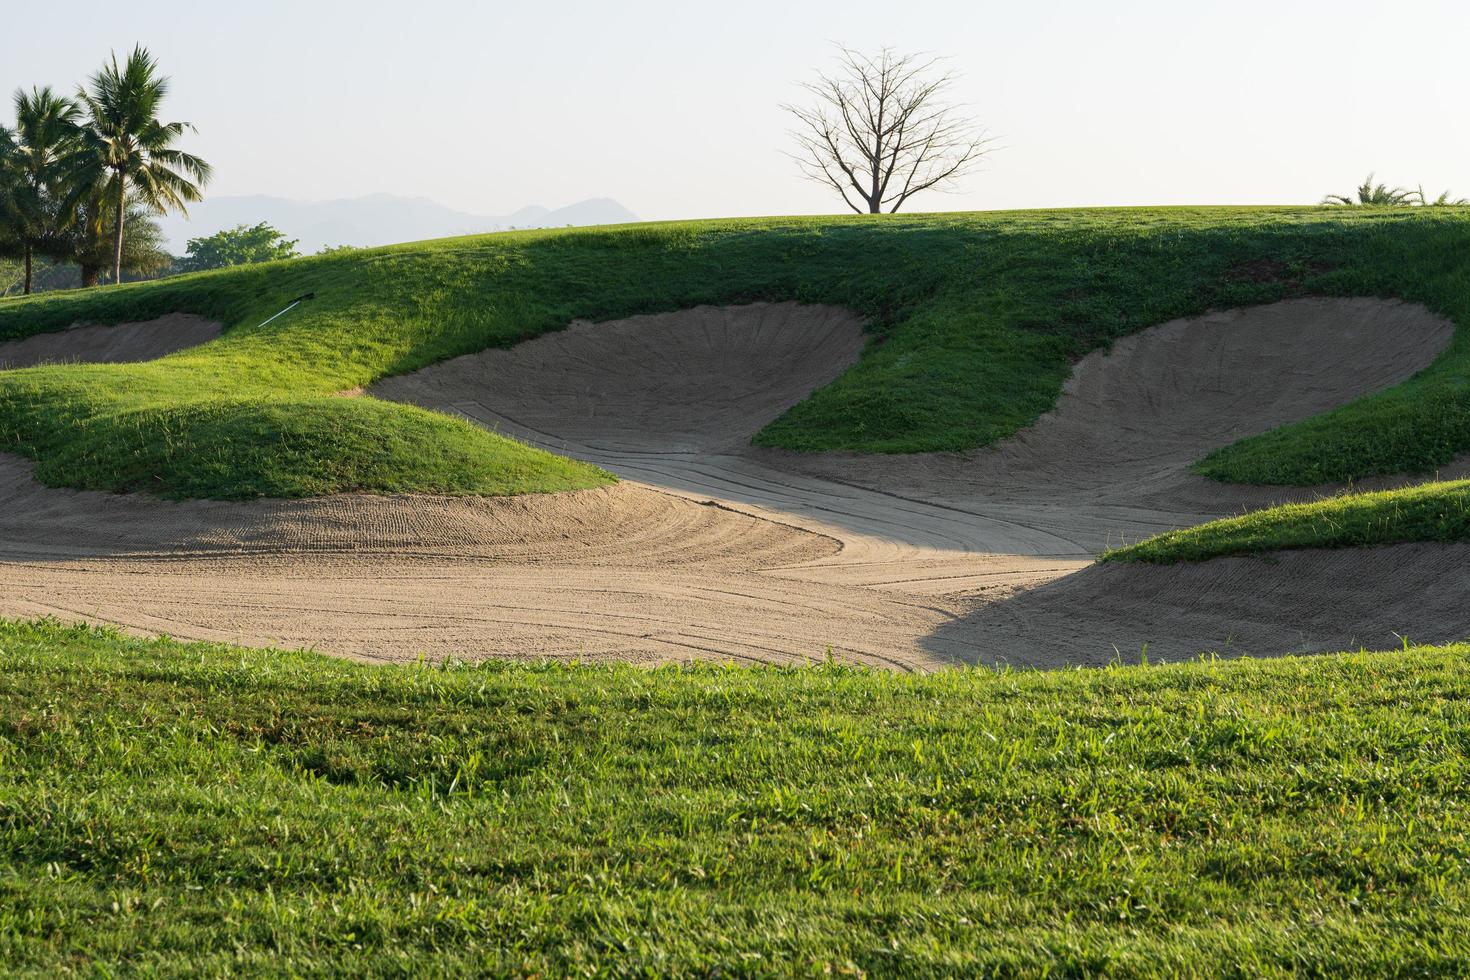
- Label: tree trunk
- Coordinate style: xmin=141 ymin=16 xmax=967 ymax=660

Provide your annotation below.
xmin=80 ymin=264 xmax=99 ymax=288
xmin=112 ymin=177 xmax=126 ymax=286
xmin=22 ymin=245 xmax=31 ymax=295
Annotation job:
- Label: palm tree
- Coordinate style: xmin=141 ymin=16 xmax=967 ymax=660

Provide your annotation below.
xmin=1321 ymin=175 xmax=1469 ymax=208
xmin=58 ymin=191 xmax=171 ymax=287
xmin=1413 ymin=185 xmax=1469 ymax=207
xmin=1321 ymin=174 xmax=1416 ymax=207
xmin=2 ymin=87 xmax=80 ymax=294
xmin=0 ymin=122 xmax=17 ymax=280
xmin=69 ymin=46 xmax=209 ymax=286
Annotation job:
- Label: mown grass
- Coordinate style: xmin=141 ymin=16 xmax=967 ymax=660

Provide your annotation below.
xmin=2 ymin=207 xmax=1470 ymax=498
xmin=1104 ymin=480 xmax=1470 ymax=564
xmin=3 ymin=618 xmax=1470 ymax=975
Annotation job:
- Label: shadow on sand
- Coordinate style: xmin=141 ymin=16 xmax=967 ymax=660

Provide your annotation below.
xmin=921 ymin=544 xmax=1470 ymax=669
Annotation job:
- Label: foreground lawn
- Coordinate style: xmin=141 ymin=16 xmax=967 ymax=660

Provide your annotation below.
xmin=1 ymin=207 xmax=1469 ymax=497
xmin=1105 ymin=479 xmax=1470 ymax=563
xmin=3 ymin=620 xmax=1470 ymax=975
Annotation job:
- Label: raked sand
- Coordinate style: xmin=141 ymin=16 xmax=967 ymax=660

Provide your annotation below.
xmin=1 ymin=299 xmax=1466 ymax=667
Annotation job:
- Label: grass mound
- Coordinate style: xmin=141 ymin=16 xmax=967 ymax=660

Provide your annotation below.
xmin=25 ymin=389 xmax=608 ymax=499
xmin=1104 ymin=480 xmax=1470 ymax=563
xmin=3 ymin=618 xmax=1469 ymax=973
xmin=2 ymin=207 xmax=1470 ymax=498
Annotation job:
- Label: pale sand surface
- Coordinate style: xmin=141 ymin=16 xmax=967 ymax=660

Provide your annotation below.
xmin=1 ymin=299 xmax=1466 ymax=667
xmin=0 ymin=313 xmax=221 ymax=369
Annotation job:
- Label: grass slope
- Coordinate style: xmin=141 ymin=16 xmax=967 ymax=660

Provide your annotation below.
xmin=2 ymin=207 xmax=1470 ymax=498
xmin=1105 ymin=480 xmax=1470 ymax=563
xmin=4 ymin=619 xmax=1470 ymax=974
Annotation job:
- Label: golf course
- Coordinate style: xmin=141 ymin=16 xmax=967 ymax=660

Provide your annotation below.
xmin=1 ymin=208 xmax=1468 ymax=665
xmin=9 ymin=0 xmax=1470 ymax=968
xmin=4 ymin=206 xmax=1470 ymax=972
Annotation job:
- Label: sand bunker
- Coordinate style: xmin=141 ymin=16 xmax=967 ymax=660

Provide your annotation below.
xmin=0 ymin=453 xmax=832 ymax=568
xmin=0 ymin=298 xmax=1465 ymax=668
xmin=380 ymin=297 xmax=1462 ymax=555
xmin=771 ymin=297 xmax=1460 ymax=539
xmin=373 ymin=302 xmax=866 ymax=453
xmin=0 ymin=314 xmax=222 ymax=369
xmin=926 ymin=542 xmax=1470 ymax=666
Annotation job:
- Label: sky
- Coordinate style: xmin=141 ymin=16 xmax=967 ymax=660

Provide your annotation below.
xmin=3 ymin=0 xmax=1468 ymax=220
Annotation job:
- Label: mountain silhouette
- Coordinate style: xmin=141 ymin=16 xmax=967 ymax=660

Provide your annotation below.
xmin=158 ymin=194 xmax=639 ymax=254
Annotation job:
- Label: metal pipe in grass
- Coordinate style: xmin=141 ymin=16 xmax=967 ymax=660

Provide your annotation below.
xmin=254 ymin=292 xmax=316 ymax=330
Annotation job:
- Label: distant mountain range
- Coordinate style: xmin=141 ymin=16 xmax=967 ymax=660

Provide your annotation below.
xmin=156 ymin=194 xmax=640 ymax=254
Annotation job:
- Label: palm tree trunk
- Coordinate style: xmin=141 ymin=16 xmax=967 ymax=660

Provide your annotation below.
xmin=80 ymin=264 xmax=99 ymax=288
xmin=112 ymin=177 xmax=126 ymax=286
xmin=22 ymin=245 xmax=31 ymax=295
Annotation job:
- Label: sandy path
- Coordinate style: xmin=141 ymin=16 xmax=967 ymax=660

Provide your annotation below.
xmin=1 ymin=298 xmax=1466 ymax=667
xmin=0 ymin=314 xmax=221 ymax=369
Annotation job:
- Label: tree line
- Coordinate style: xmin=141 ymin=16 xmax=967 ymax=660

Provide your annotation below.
xmin=8 ymin=44 xmax=1460 ymax=298
xmin=0 ymin=46 xmax=209 ymax=295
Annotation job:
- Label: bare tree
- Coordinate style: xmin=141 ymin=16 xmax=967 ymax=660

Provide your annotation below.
xmin=784 ymin=46 xmax=993 ymax=214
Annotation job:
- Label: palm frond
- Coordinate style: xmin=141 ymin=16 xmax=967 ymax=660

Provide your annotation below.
xmin=1322 ymin=174 xmax=1419 ymax=207
xmin=64 ymin=46 xmax=210 ymax=281
xmin=1413 ymin=184 xmax=1469 ymax=207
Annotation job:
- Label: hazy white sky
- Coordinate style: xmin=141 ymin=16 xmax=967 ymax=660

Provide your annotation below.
xmin=4 ymin=0 xmax=1467 ymax=219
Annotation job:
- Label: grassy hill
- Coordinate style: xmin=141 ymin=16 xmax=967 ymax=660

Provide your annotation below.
xmin=1106 ymin=479 xmax=1470 ymax=563
xmin=3 ymin=618 xmax=1470 ymax=974
xmin=1 ymin=207 xmax=1469 ymax=499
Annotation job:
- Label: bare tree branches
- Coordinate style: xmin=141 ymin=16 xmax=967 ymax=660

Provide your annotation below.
xmin=783 ymin=46 xmax=994 ymax=214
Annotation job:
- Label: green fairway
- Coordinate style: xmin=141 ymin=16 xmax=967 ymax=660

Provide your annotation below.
xmin=0 ymin=618 xmax=1467 ymax=974
xmin=1 ymin=207 xmax=1469 ymax=499
xmin=1104 ymin=479 xmax=1470 ymax=564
